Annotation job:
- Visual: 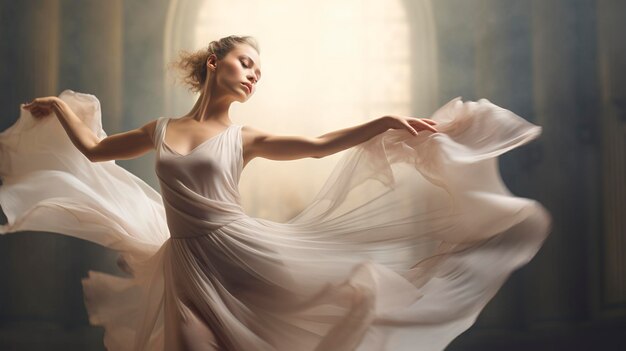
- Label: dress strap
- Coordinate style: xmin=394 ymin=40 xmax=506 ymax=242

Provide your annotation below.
xmin=153 ymin=117 xmax=169 ymax=150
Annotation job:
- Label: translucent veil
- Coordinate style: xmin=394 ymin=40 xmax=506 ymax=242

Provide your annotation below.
xmin=0 ymin=90 xmax=551 ymax=351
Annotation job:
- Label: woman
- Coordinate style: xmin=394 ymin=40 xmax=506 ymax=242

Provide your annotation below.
xmin=2 ymin=35 xmax=551 ymax=350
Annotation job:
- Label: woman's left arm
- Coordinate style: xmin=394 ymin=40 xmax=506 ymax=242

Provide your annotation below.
xmin=243 ymin=115 xmax=438 ymax=162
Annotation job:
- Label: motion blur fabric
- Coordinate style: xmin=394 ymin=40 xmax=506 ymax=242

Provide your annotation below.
xmin=0 ymin=90 xmax=551 ymax=351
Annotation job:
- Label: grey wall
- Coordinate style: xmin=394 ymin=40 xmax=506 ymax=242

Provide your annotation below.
xmin=0 ymin=0 xmax=169 ymax=349
xmin=433 ymin=1 xmax=626 ymax=350
xmin=0 ymin=0 xmax=624 ymax=350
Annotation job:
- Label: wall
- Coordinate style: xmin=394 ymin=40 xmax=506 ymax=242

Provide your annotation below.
xmin=0 ymin=0 xmax=169 ymax=349
xmin=0 ymin=0 xmax=624 ymax=349
xmin=433 ymin=1 xmax=626 ymax=349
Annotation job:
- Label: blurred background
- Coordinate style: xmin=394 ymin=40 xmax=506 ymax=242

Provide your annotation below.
xmin=0 ymin=0 xmax=624 ymax=349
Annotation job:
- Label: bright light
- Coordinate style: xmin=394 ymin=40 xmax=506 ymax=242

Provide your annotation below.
xmin=195 ymin=0 xmax=412 ymax=221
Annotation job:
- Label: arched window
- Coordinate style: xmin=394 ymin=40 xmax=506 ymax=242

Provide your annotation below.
xmin=165 ymin=0 xmax=437 ymax=221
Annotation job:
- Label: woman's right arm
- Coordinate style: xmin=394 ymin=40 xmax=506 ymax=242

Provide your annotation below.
xmin=23 ymin=96 xmax=157 ymax=162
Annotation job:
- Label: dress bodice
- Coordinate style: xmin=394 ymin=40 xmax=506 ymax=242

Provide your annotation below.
xmin=154 ymin=117 xmax=247 ymax=238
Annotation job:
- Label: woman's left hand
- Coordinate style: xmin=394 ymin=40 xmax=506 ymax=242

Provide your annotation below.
xmin=383 ymin=115 xmax=438 ymax=136
xmin=22 ymin=96 xmax=60 ymax=119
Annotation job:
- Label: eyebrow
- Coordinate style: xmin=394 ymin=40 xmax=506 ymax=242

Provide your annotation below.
xmin=241 ymin=55 xmax=262 ymax=78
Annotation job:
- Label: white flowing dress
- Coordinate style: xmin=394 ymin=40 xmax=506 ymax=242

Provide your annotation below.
xmin=0 ymin=90 xmax=551 ymax=351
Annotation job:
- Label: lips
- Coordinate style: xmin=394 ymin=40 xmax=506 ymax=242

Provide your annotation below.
xmin=241 ymin=82 xmax=252 ymax=94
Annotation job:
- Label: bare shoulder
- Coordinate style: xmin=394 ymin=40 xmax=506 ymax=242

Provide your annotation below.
xmin=241 ymin=124 xmax=273 ymax=143
xmin=139 ymin=118 xmax=159 ymax=133
xmin=240 ymin=125 xmax=276 ymax=162
xmin=137 ymin=119 xmax=160 ymax=146
xmin=241 ymin=124 xmax=271 ymax=136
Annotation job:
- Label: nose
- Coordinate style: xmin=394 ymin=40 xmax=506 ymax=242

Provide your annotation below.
xmin=247 ymin=73 xmax=257 ymax=85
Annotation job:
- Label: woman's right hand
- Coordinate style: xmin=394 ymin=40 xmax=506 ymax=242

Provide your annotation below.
xmin=22 ymin=96 xmax=61 ymax=119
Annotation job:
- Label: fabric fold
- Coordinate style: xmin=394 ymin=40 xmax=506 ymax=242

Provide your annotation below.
xmin=0 ymin=90 xmax=551 ymax=351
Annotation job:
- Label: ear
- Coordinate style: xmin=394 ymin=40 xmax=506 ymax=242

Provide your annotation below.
xmin=206 ymin=54 xmax=217 ymax=72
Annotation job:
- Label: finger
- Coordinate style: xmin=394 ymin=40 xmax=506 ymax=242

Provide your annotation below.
xmin=34 ymin=111 xmax=49 ymax=119
xmin=32 ymin=107 xmax=46 ymax=117
xmin=404 ymin=122 xmax=419 ymax=136
xmin=421 ymin=118 xmax=437 ymax=125
xmin=24 ymin=101 xmax=39 ymax=109
xmin=415 ymin=121 xmax=437 ymax=133
xmin=419 ymin=120 xmax=438 ymax=133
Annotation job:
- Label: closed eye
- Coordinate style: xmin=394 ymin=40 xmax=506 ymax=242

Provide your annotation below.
xmin=241 ymin=58 xmax=261 ymax=81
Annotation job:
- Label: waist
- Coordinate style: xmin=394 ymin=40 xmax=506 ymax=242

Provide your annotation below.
xmin=164 ymin=204 xmax=247 ymax=239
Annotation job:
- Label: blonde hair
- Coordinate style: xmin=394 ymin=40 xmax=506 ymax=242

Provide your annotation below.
xmin=169 ymin=35 xmax=260 ymax=93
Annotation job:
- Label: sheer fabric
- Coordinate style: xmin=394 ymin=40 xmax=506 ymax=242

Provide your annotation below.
xmin=0 ymin=90 xmax=551 ymax=350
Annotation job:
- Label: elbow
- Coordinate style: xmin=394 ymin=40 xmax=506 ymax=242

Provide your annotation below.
xmin=87 ymin=152 xmax=109 ymax=163
xmin=312 ymin=150 xmax=328 ymax=159
xmin=84 ymin=141 xmax=106 ymax=162
xmin=310 ymin=147 xmax=324 ymax=159
xmin=311 ymin=138 xmax=328 ymax=159
xmin=85 ymin=152 xmax=98 ymax=163
xmin=83 ymin=147 xmax=100 ymax=163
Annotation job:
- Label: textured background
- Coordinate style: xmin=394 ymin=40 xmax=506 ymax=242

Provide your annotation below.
xmin=0 ymin=0 xmax=624 ymax=350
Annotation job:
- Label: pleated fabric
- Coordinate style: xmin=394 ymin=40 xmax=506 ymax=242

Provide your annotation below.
xmin=0 ymin=89 xmax=551 ymax=350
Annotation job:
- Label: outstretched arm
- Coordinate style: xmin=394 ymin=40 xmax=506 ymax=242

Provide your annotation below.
xmin=23 ymin=96 xmax=156 ymax=162
xmin=243 ymin=115 xmax=438 ymax=163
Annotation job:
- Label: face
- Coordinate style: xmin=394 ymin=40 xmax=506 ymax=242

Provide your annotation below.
xmin=207 ymin=44 xmax=262 ymax=103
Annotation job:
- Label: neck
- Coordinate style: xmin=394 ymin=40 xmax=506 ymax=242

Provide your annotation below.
xmin=186 ymin=80 xmax=232 ymax=125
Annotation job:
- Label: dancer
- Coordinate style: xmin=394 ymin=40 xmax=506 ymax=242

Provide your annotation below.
xmin=1 ymin=35 xmax=551 ymax=350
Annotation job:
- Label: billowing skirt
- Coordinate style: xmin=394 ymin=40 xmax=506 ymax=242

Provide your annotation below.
xmin=0 ymin=90 xmax=551 ymax=350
